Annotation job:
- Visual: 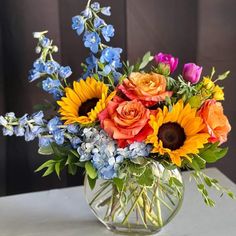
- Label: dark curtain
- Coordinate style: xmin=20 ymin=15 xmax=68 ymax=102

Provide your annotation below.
xmin=0 ymin=0 xmax=235 ymax=196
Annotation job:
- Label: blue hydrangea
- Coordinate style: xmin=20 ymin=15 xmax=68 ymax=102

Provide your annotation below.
xmin=59 ymin=66 xmax=72 ymax=79
xmin=91 ymin=2 xmax=100 ymax=11
xmin=70 ymin=137 xmax=82 ymax=149
xmin=102 ymin=25 xmax=115 ymax=42
xmin=44 ymin=61 xmax=60 ymax=74
xmin=101 ymin=7 xmax=111 ymax=16
xmin=83 ymin=31 xmax=101 ymax=53
xmin=72 ymin=15 xmax=85 ymax=35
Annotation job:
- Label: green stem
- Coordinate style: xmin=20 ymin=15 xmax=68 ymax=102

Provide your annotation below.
xmin=86 ymin=0 xmax=92 ymax=8
xmin=122 ymin=188 xmax=144 ymax=224
xmin=156 ymin=187 xmax=163 ymax=226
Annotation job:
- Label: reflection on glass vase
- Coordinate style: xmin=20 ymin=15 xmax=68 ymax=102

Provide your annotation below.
xmin=84 ymin=161 xmax=184 ymax=235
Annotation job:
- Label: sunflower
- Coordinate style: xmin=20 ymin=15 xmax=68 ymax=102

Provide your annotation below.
xmin=57 ymin=77 xmax=115 ymax=125
xmin=146 ymin=100 xmax=209 ymax=166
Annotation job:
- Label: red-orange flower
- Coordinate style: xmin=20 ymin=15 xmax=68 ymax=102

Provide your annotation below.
xmin=118 ymin=72 xmax=172 ymax=107
xmin=198 ymin=99 xmax=231 ymax=144
xmin=98 ymin=96 xmax=153 ymax=148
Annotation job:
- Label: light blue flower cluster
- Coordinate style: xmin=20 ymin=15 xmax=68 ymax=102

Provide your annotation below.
xmin=72 ymin=1 xmax=122 ymax=84
xmin=28 ymin=31 xmax=72 ymax=100
xmin=0 ymin=111 xmax=46 ymax=141
xmin=77 ymin=127 xmax=151 ymax=180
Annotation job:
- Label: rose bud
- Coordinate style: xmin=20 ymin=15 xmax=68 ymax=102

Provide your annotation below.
xmin=154 ymin=52 xmax=178 ymax=75
xmin=182 ymin=63 xmax=203 ymax=84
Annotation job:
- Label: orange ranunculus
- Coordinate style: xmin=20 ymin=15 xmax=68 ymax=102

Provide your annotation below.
xmin=198 ymin=99 xmax=231 ymax=144
xmin=118 ymin=72 xmax=172 ymax=107
xmin=98 ymin=96 xmax=153 ymax=148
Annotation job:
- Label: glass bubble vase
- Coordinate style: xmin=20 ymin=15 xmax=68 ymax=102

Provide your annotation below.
xmin=84 ymin=161 xmax=184 ymax=235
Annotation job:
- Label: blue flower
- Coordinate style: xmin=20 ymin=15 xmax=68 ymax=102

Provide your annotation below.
xmin=28 ymin=69 xmax=41 ymax=82
xmin=67 ymin=124 xmax=79 ymax=134
xmin=103 ymin=65 xmax=112 ymax=75
xmin=40 ymin=37 xmax=50 ymax=48
xmin=70 ymin=137 xmax=82 ymax=149
xmin=14 ymin=126 xmax=25 ymax=137
xmin=31 ymin=125 xmax=44 ymax=136
xmin=24 ymin=127 xmax=36 ymax=141
xmin=32 ymin=111 xmax=44 ymax=125
xmin=59 ymin=66 xmax=72 ymax=79
xmin=83 ymin=31 xmax=101 ymax=54
xmin=102 ymin=25 xmax=115 ymax=42
xmin=82 ymin=8 xmax=92 ymax=19
xmin=53 ymin=130 xmax=65 ymax=145
xmin=100 ymin=47 xmax=122 ymax=65
xmin=93 ymin=17 xmax=105 ymax=28
xmin=113 ymin=71 xmax=122 ymax=85
xmin=3 ymin=127 xmax=14 ymax=136
xmin=101 ymin=7 xmax=111 ymax=16
xmin=91 ymin=2 xmax=100 ymax=11
xmin=19 ymin=114 xmax=29 ymax=126
xmin=47 ymin=117 xmax=62 ymax=133
xmin=44 ymin=61 xmax=60 ymax=74
xmin=39 ymin=137 xmax=52 ymax=148
xmin=33 ymin=59 xmax=45 ymax=73
xmin=42 ymin=78 xmax=63 ymax=99
xmin=0 ymin=116 xmax=7 ymax=127
xmin=72 ymin=15 xmax=85 ymax=36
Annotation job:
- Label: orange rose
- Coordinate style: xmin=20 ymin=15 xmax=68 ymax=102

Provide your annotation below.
xmin=118 ymin=72 xmax=172 ymax=107
xmin=198 ymin=99 xmax=231 ymax=144
xmin=98 ymin=96 xmax=153 ymax=148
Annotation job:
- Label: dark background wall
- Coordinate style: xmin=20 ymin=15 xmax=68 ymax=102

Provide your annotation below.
xmin=0 ymin=0 xmax=235 ymax=196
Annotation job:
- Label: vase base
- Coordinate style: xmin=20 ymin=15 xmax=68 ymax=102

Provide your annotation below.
xmin=106 ymin=223 xmax=161 ymax=235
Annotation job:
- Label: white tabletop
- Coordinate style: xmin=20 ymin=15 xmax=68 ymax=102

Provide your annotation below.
xmin=0 ymin=168 xmax=235 ymax=236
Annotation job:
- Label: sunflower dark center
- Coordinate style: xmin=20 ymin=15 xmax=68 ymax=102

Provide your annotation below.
xmin=78 ymin=98 xmax=99 ymax=116
xmin=158 ymin=122 xmax=186 ymax=150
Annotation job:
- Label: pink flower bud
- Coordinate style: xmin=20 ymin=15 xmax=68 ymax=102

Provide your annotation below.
xmin=182 ymin=63 xmax=203 ymax=84
xmin=154 ymin=53 xmax=178 ymax=74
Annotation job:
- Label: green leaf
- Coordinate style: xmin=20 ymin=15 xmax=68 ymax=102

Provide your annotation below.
xmin=128 ymin=163 xmax=146 ymax=177
xmin=204 ymin=176 xmax=212 ymax=187
xmin=38 ymin=145 xmax=54 ymax=155
xmin=171 ymin=177 xmax=183 ymax=187
xmin=35 ymin=160 xmax=55 ymax=172
xmin=139 ymin=51 xmax=154 ymax=70
xmin=216 ymin=71 xmax=230 ymax=82
xmin=87 ymin=175 xmax=97 ymax=190
xmin=85 ymin=162 xmax=97 ymax=179
xmin=68 ymin=163 xmax=77 ymax=175
xmin=227 ymin=191 xmax=235 ymax=199
xmin=55 ymin=162 xmax=61 ymax=178
xmin=137 ymin=167 xmax=154 ymax=188
xmin=113 ymin=178 xmax=124 ymax=192
xmin=197 ymin=184 xmax=204 ymax=190
xmin=70 ymin=150 xmax=80 ymax=158
xmin=42 ymin=165 xmax=55 ymax=177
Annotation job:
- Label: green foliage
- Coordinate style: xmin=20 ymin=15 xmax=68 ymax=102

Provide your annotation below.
xmin=137 ymin=167 xmax=154 ymax=188
xmin=191 ymin=170 xmax=235 ymax=207
xmin=36 ymin=143 xmax=84 ymax=178
xmin=198 ymin=142 xmax=228 ymax=163
xmin=113 ymin=177 xmax=124 ymax=192
xmin=85 ymin=162 xmax=97 ymax=179
xmin=87 ymin=175 xmax=97 ymax=190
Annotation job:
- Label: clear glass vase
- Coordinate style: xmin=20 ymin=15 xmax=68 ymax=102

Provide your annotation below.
xmin=84 ymin=162 xmax=184 ymax=235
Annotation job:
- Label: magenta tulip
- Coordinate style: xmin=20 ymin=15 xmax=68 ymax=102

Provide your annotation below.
xmin=154 ymin=52 xmax=178 ymax=74
xmin=182 ymin=63 xmax=203 ymax=84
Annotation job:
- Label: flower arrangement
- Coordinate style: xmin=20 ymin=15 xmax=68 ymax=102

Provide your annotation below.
xmin=0 ymin=0 xmax=234 ymax=234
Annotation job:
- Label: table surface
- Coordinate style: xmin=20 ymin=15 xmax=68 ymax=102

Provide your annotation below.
xmin=0 ymin=168 xmax=235 ymax=236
